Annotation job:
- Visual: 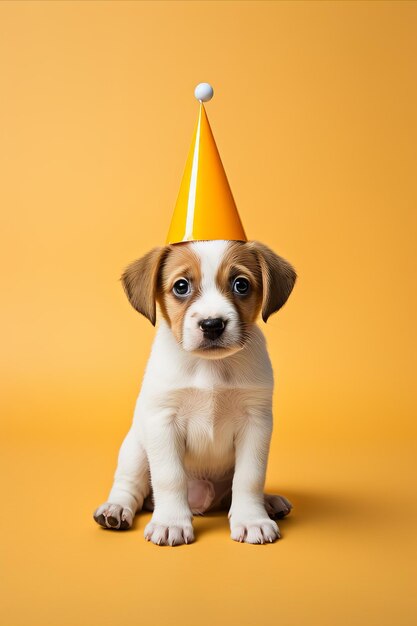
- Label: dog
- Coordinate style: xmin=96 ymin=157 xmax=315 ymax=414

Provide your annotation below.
xmin=94 ymin=239 xmax=296 ymax=545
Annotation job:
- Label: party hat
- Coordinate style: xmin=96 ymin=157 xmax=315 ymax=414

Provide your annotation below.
xmin=166 ymin=83 xmax=247 ymax=244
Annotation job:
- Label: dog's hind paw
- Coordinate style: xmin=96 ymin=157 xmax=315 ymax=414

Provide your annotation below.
xmin=264 ymin=494 xmax=293 ymax=520
xmin=93 ymin=503 xmax=134 ymax=530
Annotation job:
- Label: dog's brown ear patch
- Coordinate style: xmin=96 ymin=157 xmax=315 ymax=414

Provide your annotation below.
xmin=121 ymin=247 xmax=170 ymax=325
xmin=250 ymin=241 xmax=297 ymax=322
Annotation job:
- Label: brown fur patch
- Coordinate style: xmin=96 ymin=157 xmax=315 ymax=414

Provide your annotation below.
xmin=157 ymin=244 xmax=203 ymax=344
xmin=121 ymin=246 xmax=171 ymax=325
xmin=247 ymin=241 xmax=297 ymax=321
xmin=216 ymin=242 xmax=264 ymax=326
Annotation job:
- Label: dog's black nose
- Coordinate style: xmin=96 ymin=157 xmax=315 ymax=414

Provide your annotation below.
xmin=199 ymin=318 xmax=226 ymax=340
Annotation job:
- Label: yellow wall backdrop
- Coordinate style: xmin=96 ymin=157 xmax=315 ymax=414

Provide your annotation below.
xmin=1 ymin=2 xmax=416 ymax=625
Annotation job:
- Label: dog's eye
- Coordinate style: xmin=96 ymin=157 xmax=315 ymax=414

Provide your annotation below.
xmin=232 ymin=277 xmax=250 ymax=295
xmin=173 ymin=278 xmax=191 ymax=297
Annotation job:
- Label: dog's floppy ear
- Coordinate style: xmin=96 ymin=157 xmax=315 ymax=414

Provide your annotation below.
xmin=121 ymin=246 xmax=170 ymax=325
xmin=250 ymin=241 xmax=297 ymax=322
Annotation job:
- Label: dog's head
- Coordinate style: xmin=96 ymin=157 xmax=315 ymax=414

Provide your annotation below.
xmin=121 ymin=240 xmax=296 ymax=359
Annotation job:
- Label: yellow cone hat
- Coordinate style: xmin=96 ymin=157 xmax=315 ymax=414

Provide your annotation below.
xmin=166 ymin=83 xmax=247 ymax=244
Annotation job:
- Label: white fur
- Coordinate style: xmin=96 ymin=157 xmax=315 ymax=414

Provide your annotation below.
xmin=95 ymin=241 xmax=281 ymax=545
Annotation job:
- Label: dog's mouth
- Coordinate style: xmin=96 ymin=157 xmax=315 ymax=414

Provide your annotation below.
xmin=201 ymin=344 xmax=229 ymax=352
xmin=192 ymin=339 xmax=244 ymax=359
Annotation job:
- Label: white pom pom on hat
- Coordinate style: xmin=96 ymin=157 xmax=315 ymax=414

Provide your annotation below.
xmin=194 ymin=82 xmax=214 ymax=102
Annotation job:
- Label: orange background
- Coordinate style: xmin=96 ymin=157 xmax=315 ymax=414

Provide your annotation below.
xmin=1 ymin=2 xmax=416 ymax=625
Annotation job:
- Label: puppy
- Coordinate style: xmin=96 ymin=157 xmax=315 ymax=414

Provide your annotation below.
xmin=94 ymin=240 xmax=296 ymax=545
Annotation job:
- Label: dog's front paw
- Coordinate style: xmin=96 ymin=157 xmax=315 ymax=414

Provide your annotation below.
xmin=93 ymin=503 xmax=134 ymax=530
xmin=230 ymin=516 xmax=280 ymax=544
xmin=144 ymin=516 xmax=194 ymax=546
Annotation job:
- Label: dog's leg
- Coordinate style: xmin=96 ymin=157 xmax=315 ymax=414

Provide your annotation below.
xmin=229 ymin=415 xmax=280 ymax=544
xmin=93 ymin=427 xmax=150 ymax=530
xmin=143 ymin=411 xmax=193 ymax=546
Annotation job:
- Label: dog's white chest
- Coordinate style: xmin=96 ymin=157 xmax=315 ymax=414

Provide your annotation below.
xmin=174 ymin=386 xmax=245 ymax=478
